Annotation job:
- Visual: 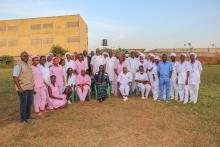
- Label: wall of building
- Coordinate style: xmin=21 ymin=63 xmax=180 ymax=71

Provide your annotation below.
xmin=0 ymin=15 xmax=88 ymax=56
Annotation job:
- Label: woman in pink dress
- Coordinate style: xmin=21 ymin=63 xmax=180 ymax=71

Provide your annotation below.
xmin=50 ymin=57 xmax=65 ymax=94
xmin=76 ymin=69 xmax=91 ymax=104
xmin=75 ymin=54 xmax=88 ymax=75
xmin=31 ymin=55 xmax=47 ymax=116
xmin=114 ymin=55 xmax=127 ymax=96
xmin=48 ymin=75 xmax=67 ymax=110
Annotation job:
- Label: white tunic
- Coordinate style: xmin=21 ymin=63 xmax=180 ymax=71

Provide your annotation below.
xmin=188 ymin=60 xmax=202 ymax=85
xmin=176 ymin=61 xmax=190 ymax=84
xmin=135 ymin=72 xmax=150 ymax=87
xmin=105 ymin=56 xmax=117 ymax=81
xmin=90 ymin=55 xmax=105 ymax=74
xmin=125 ymin=57 xmax=139 ymax=73
xmin=147 ymin=62 xmax=159 ymax=82
xmin=39 ymin=64 xmax=50 ymax=85
xmin=117 ymin=72 xmax=133 ymax=85
xmin=65 ymin=74 xmax=76 ymax=87
xmin=45 ymin=61 xmax=52 ymax=68
xmin=64 ymin=59 xmax=76 ymax=72
xmin=171 ymin=61 xmax=178 ymax=81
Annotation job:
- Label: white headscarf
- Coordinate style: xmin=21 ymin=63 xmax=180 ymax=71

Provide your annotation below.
xmin=170 ymin=53 xmax=176 ymax=57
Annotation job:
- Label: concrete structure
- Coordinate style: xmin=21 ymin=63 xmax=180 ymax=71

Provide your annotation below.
xmin=0 ymin=15 xmax=88 ymax=56
xmin=125 ymin=48 xmax=146 ymax=53
xmin=150 ymin=48 xmax=220 ymax=54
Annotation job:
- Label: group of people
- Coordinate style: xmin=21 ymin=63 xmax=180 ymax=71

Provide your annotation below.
xmin=13 ymin=49 xmax=202 ymax=123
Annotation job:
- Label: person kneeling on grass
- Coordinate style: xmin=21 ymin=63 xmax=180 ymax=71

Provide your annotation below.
xmin=118 ymin=67 xmax=133 ymax=101
xmin=76 ymin=69 xmax=91 ymax=105
xmin=64 ymin=68 xmax=77 ymax=104
xmin=94 ymin=65 xmax=110 ymax=103
xmin=47 ymin=75 xmax=67 ymax=110
xmin=135 ymin=65 xmax=151 ymax=99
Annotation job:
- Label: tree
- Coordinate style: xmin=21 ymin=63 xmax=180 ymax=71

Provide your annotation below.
xmin=51 ymin=45 xmax=67 ymax=56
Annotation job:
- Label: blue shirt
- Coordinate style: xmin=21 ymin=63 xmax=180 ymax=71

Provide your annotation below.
xmin=157 ymin=61 xmax=173 ymax=79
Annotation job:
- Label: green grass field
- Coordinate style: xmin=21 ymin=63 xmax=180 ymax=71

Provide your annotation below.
xmin=0 ymin=65 xmax=219 ymax=146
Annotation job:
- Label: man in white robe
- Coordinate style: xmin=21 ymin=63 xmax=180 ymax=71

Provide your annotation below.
xmin=176 ymin=53 xmax=190 ymax=104
xmin=90 ymin=49 xmax=106 ymax=76
xmin=125 ymin=52 xmax=139 ymax=93
xmin=118 ymin=67 xmax=132 ymax=101
xmin=135 ymin=65 xmax=151 ymax=99
xmin=188 ymin=53 xmax=202 ymax=104
xmin=147 ymin=54 xmax=159 ymax=101
xmin=170 ymin=53 xmax=179 ymax=100
xmin=64 ymin=52 xmax=76 ymax=73
xmin=105 ymin=50 xmax=117 ymax=94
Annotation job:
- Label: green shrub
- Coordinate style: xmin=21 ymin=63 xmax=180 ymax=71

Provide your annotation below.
xmin=51 ymin=45 xmax=68 ymax=56
xmin=0 ymin=55 xmax=14 ymax=65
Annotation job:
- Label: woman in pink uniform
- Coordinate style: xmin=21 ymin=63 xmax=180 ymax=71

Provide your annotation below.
xmin=114 ymin=55 xmax=127 ymax=96
xmin=50 ymin=57 xmax=65 ymax=94
xmin=31 ymin=55 xmax=47 ymax=116
xmin=76 ymin=69 xmax=91 ymax=104
xmin=75 ymin=54 xmax=88 ymax=75
xmin=48 ymin=75 xmax=67 ymax=109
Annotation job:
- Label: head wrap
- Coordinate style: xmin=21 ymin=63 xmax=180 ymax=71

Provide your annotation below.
xmin=170 ymin=53 xmax=176 ymax=57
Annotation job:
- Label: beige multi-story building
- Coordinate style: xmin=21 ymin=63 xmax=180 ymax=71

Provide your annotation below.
xmin=0 ymin=15 xmax=88 ymax=56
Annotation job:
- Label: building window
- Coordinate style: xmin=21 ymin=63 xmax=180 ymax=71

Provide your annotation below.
xmin=43 ymin=38 xmax=53 ymax=44
xmin=30 ymin=24 xmax=41 ymax=30
xmin=0 ymin=26 xmax=6 ymax=32
xmin=67 ymin=36 xmax=80 ymax=43
xmin=0 ymin=40 xmax=7 ymax=47
xmin=7 ymin=40 xmax=17 ymax=47
xmin=31 ymin=39 xmax=42 ymax=45
xmin=67 ymin=22 xmax=79 ymax=28
xmin=43 ymin=23 xmax=53 ymax=29
xmin=7 ymin=26 xmax=18 ymax=31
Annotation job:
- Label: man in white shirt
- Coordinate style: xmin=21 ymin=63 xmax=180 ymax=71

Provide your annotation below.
xmin=90 ymin=49 xmax=106 ymax=76
xmin=188 ymin=53 xmax=202 ymax=104
xmin=125 ymin=52 xmax=139 ymax=93
xmin=176 ymin=53 xmax=190 ymax=104
xmin=170 ymin=53 xmax=179 ymax=100
xmin=105 ymin=50 xmax=117 ymax=94
xmin=64 ymin=52 xmax=76 ymax=72
xmin=39 ymin=56 xmax=50 ymax=86
xmin=147 ymin=54 xmax=159 ymax=101
xmin=45 ymin=53 xmax=53 ymax=68
xmin=118 ymin=67 xmax=132 ymax=101
xmin=135 ymin=65 xmax=151 ymax=99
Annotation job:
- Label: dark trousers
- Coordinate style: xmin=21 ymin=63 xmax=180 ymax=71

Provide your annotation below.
xmin=18 ymin=90 xmax=33 ymax=121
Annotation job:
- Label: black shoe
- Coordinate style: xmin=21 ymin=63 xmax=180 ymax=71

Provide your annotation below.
xmin=98 ymin=99 xmax=103 ymax=103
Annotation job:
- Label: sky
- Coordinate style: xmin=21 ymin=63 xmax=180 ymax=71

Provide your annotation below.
xmin=0 ymin=0 xmax=220 ymax=50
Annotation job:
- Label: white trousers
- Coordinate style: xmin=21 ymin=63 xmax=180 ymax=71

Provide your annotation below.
xmin=170 ymin=80 xmax=178 ymax=100
xmin=119 ymin=84 xmax=130 ymax=96
xmin=178 ymin=84 xmax=189 ymax=103
xmin=138 ymin=84 xmax=151 ymax=98
xmin=131 ymin=72 xmax=136 ymax=92
xmin=151 ymin=80 xmax=159 ymax=100
xmin=189 ymin=84 xmax=199 ymax=104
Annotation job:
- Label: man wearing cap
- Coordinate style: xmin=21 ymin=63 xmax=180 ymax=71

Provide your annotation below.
xmin=13 ymin=51 xmax=34 ymax=123
xmin=176 ymin=53 xmax=190 ymax=104
xmin=170 ymin=53 xmax=179 ymax=100
xmin=147 ymin=53 xmax=159 ymax=101
xmin=157 ymin=54 xmax=173 ymax=102
xmin=188 ymin=53 xmax=202 ymax=104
